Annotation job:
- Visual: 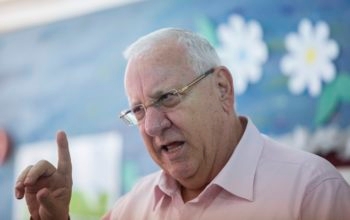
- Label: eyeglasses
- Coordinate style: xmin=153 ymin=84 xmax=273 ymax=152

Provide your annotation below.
xmin=119 ymin=68 xmax=215 ymax=126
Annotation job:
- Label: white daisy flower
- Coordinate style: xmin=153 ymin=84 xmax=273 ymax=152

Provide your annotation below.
xmin=216 ymin=14 xmax=268 ymax=95
xmin=280 ymin=18 xmax=339 ymax=97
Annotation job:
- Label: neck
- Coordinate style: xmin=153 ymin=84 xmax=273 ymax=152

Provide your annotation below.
xmin=181 ymin=185 xmax=205 ymax=202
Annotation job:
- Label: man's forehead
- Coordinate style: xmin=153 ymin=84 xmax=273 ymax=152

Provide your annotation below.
xmin=125 ymin=51 xmax=193 ymax=83
xmin=126 ymin=67 xmax=183 ymax=91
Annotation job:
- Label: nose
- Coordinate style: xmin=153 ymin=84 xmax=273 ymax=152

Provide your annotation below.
xmin=143 ymin=107 xmax=171 ymax=137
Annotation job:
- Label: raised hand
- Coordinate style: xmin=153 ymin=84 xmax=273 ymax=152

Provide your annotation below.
xmin=15 ymin=131 xmax=72 ymax=220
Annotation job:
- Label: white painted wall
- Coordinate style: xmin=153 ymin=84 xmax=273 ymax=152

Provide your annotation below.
xmin=0 ymin=0 xmax=141 ymax=33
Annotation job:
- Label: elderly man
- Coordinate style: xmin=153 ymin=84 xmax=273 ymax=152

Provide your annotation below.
xmin=15 ymin=28 xmax=350 ymax=220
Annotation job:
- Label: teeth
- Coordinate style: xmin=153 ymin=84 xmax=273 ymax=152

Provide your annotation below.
xmin=162 ymin=142 xmax=183 ymax=153
xmin=167 ymin=145 xmax=181 ymax=153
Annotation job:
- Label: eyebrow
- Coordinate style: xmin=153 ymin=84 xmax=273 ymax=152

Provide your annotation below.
xmin=147 ymin=89 xmax=175 ymax=105
xmin=147 ymin=81 xmax=182 ymax=100
xmin=129 ymin=89 xmax=167 ymax=108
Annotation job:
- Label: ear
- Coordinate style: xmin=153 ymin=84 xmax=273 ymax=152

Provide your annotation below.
xmin=213 ymin=67 xmax=234 ymax=112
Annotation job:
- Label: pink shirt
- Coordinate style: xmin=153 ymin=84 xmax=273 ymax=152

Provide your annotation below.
xmin=103 ymin=117 xmax=350 ymax=220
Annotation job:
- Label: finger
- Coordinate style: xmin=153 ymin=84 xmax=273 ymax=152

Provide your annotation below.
xmin=56 ymin=131 xmax=72 ymax=175
xmin=37 ymin=188 xmax=69 ymax=219
xmin=15 ymin=165 xmax=33 ymax=199
xmin=36 ymin=187 xmax=50 ymax=205
xmin=24 ymin=160 xmax=56 ymax=185
xmin=36 ymin=188 xmax=52 ymax=217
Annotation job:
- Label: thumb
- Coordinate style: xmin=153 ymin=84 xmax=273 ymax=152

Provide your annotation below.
xmin=36 ymin=188 xmax=54 ymax=209
xmin=36 ymin=188 xmax=68 ymax=219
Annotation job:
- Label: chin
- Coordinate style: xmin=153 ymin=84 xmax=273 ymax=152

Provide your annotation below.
xmin=168 ymin=164 xmax=195 ymax=181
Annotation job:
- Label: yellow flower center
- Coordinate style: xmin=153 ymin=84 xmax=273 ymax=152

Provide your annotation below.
xmin=305 ymin=48 xmax=317 ymax=64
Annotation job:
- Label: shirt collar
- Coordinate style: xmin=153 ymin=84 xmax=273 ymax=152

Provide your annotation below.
xmin=153 ymin=171 xmax=178 ymax=209
xmin=212 ymin=116 xmax=264 ymax=201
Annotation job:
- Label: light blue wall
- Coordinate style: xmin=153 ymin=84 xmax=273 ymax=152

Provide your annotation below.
xmin=1 ymin=0 xmax=349 ymax=219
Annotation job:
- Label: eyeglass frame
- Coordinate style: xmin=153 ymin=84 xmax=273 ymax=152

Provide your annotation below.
xmin=119 ymin=67 xmax=216 ymax=126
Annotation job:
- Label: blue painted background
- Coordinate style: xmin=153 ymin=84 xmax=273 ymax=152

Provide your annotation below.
xmin=1 ymin=0 xmax=349 ymax=219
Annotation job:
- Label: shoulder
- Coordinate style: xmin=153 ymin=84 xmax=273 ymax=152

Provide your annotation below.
xmin=260 ymin=134 xmax=345 ymax=187
xmin=129 ymin=170 xmax=162 ymax=193
xmin=121 ymin=170 xmax=161 ymax=201
xmin=108 ymin=171 xmax=162 ymax=219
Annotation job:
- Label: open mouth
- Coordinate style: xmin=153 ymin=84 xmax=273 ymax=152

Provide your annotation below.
xmin=161 ymin=141 xmax=185 ymax=153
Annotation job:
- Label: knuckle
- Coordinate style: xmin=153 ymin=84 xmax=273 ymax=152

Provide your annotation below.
xmin=35 ymin=159 xmax=50 ymax=167
xmin=17 ymin=165 xmax=33 ymax=180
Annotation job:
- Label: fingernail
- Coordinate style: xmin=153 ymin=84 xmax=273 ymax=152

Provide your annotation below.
xmin=15 ymin=191 xmax=20 ymax=199
xmin=15 ymin=189 xmax=22 ymax=199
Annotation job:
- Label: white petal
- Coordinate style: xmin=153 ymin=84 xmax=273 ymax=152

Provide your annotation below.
xmin=248 ymin=20 xmax=263 ymax=40
xmin=218 ymin=25 xmax=233 ymax=44
xmin=325 ymin=40 xmax=339 ymax=59
xmin=308 ymin=78 xmax=321 ymax=97
xmin=248 ymin=41 xmax=268 ymax=63
xmin=248 ymin=65 xmax=261 ymax=83
xmin=285 ymin=33 xmax=303 ymax=52
xmin=281 ymin=55 xmax=297 ymax=75
xmin=233 ymin=74 xmax=246 ymax=95
xmin=229 ymin=14 xmax=245 ymax=33
xmin=299 ymin=19 xmax=313 ymax=42
xmin=289 ymin=74 xmax=306 ymax=94
xmin=315 ymin=21 xmax=329 ymax=42
xmin=320 ymin=62 xmax=336 ymax=82
xmin=259 ymin=43 xmax=268 ymax=62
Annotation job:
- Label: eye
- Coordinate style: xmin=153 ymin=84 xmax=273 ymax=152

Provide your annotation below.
xmin=158 ymin=90 xmax=180 ymax=107
xmin=131 ymin=105 xmax=145 ymax=119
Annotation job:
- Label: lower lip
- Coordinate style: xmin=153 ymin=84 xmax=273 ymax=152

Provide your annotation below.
xmin=162 ymin=144 xmax=184 ymax=161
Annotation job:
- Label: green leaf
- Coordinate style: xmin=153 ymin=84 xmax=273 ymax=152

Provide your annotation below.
xmin=314 ymin=72 xmax=350 ymax=126
xmin=315 ymin=80 xmax=338 ymax=126
xmin=195 ymin=15 xmax=218 ymax=47
xmin=335 ymin=73 xmax=350 ymax=102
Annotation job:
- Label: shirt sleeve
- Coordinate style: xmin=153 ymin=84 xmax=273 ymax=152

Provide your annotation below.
xmin=301 ymin=177 xmax=350 ymax=220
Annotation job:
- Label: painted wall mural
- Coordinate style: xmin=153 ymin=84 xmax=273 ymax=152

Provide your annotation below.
xmin=197 ymin=12 xmax=350 ymax=158
xmin=0 ymin=0 xmax=349 ymax=219
xmin=215 ymin=14 xmax=268 ymax=95
xmin=281 ymin=19 xmax=339 ymax=97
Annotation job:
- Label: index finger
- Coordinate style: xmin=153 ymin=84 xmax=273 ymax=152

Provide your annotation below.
xmin=56 ymin=131 xmax=72 ymax=175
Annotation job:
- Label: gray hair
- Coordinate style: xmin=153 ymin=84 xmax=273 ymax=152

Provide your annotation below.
xmin=123 ymin=28 xmax=221 ymax=74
